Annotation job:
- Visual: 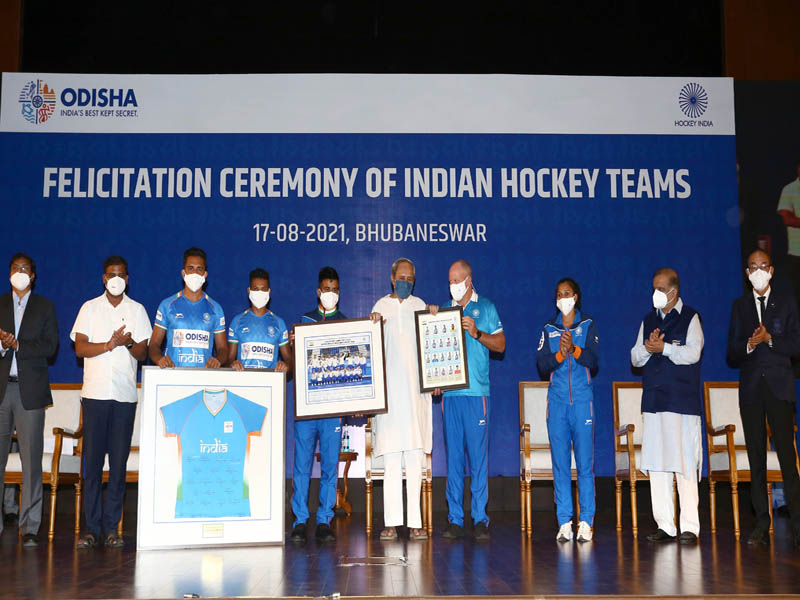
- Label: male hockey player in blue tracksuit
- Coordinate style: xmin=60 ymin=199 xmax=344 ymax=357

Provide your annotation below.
xmin=536 ymin=277 xmax=599 ymax=543
xmin=290 ymin=267 xmax=345 ymax=544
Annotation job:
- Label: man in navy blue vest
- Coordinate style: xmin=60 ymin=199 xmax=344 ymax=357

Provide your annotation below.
xmin=726 ymin=249 xmax=800 ymax=547
xmin=631 ymin=267 xmax=704 ymax=544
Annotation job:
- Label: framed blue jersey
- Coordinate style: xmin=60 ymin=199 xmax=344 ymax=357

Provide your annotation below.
xmin=228 ymin=310 xmax=289 ymax=369
xmin=154 ymin=291 xmax=225 ymax=367
xmin=160 ymin=388 xmax=267 ymax=519
xmin=138 ymin=367 xmax=286 ymax=549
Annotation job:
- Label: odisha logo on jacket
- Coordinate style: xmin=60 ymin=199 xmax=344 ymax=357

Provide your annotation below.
xmin=19 ymin=80 xmax=56 ymax=125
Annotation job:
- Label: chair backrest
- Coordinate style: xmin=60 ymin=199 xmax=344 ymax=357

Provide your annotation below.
xmin=518 ymin=381 xmax=549 ymax=445
xmin=704 ymin=381 xmax=745 ymax=446
xmin=47 ymin=384 xmax=83 ymax=455
xmin=613 ymin=382 xmax=643 ymax=449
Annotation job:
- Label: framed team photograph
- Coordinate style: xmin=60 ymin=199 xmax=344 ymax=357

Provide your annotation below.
xmin=414 ymin=305 xmax=470 ymax=393
xmin=293 ymin=317 xmax=388 ymax=420
xmin=137 ymin=366 xmax=286 ymax=549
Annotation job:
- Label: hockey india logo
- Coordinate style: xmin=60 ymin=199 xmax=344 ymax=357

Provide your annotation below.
xmin=19 ymin=80 xmax=56 ymax=125
xmin=678 ymin=82 xmax=708 ymax=119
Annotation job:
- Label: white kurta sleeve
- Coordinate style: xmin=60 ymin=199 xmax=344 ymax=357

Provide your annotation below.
xmin=630 ymin=321 xmax=651 ymax=367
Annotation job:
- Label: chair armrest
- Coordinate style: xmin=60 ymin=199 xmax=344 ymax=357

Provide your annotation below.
xmin=616 ymin=424 xmax=634 ymax=437
xmin=708 ymin=424 xmax=735 ymax=437
xmin=53 ymin=426 xmax=83 ymax=439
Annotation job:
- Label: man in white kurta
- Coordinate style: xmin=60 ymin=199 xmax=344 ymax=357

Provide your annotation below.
xmin=370 ymin=258 xmax=432 ymax=540
xmin=630 ymin=268 xmax=704 ymax=544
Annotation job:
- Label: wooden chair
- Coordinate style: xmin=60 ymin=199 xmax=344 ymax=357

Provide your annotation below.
xmin=704 ymin=381 xmax=798 ymax=540
xmin=3 ymin=383 xmax=83 ymax=541
xmin=518 ymin=381 xmax=578 ymax=538
xmin=613 ymin=381 xmax=677 ymax=537
xmin=364 ymin=418 xmax=432 ymax=536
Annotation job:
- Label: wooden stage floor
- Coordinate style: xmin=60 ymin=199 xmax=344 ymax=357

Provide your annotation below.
xmin=2 ymin=500 xmax=800 ymax=600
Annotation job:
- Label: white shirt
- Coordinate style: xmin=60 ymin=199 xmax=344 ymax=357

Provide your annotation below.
xmin=630 ymin=298 xmax=704 ymax=368
xmin=70 ymin=293 xmax=152 ymax=403
xmin=777 ymin=178 xmax=800 ymax=256
xmin=371 ymin=294 xmax=432 ymax=457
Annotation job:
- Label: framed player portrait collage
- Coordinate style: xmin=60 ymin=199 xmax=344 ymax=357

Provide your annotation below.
xmin=137 ymin=366 xmax=286 ymax=549
xmin=293 ymin=317 xmax=388 ymax=420
xmin=414 ymin=306 xmax=470 ymax=393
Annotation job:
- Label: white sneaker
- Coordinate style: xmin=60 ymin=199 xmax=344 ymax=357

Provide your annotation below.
xmin=556 ymin=521 xmax=573 ymax=542
xmin=576 ymin=521 xmax=593 ymax=542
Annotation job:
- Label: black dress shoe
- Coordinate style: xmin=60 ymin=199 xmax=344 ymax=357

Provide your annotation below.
xmin=746 ymin=527 xmax=769 ymax=546
xmin=442 ymin=523 xmax=465 ymax=539
xmin=473 ymin=521 xmax=490 ymax=541
xmin=315 ymin=523 xmax=336 ymax=543
xmin=289 ymin=523 xmax=307 ymax=542
xmin=646 ymin=529 xmax=676 ymax=543
xmin=678 ymin=531 xmax=698 ymax=545
xmin=21 ymin=534 xmax=38 ymax=548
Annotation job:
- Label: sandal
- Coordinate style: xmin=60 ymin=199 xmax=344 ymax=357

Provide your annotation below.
xmin=76 ymin=532 xmax=98 ymax=549
xmin=379 ymin=527 xmax=398 ymax=540
xmin=410 ymin=528 xmax=428 ymax=540
xmin=104 ymin=532 xmax=125 ymax=548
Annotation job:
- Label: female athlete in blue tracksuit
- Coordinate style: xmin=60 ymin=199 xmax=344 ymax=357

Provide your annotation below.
xmin=536 ymin=277 xmax=599 ymax=543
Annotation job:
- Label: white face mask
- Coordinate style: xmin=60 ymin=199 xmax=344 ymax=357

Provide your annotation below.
xmin=556 ymin=296 xmax=576 ymax=316
xmin=9 ymin=272 xmax=30 ymax=292
xmin=748 ymin=268 xmax=772 ymax=292
xmin=449 ymin=277 xmax=469 ymax=302
xmin=183 ymin=272 xmax=206 ymax=293
xmin=105 ymin=276 xmax=126 ymax=297
xmin=249 ymin=289 xmax=270 ymax=309
xmin=320 ymin=291 xmax=339 ymax=311
xmin=652 ymin=288 xmax=674 ymax=310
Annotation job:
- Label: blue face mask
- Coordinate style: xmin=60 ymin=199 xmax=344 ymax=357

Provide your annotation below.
xmin=394 ymin=279 xmax=413 ymax=299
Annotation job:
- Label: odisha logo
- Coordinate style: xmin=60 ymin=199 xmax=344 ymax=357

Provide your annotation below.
xmin=18 ymin=80 xmax=56 ymax=124
xmin=678 ymin=82 xmax=708 ymax=119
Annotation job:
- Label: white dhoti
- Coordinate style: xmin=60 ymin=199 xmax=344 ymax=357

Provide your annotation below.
xmin=641 ymin=411 xmax=702 ymax=536
xmin=371 ymin=294 xmax=432 ymax=530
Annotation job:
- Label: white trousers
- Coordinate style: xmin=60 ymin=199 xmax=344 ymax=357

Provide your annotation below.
xmin=649 ymin=469 xmax=700 ymax=536
xmin=382 ymin=449 xmax=423 ymax=529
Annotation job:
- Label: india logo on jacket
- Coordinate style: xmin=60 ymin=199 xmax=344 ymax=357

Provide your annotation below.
xmin=19 ymin=80 xmax=56 ymax=125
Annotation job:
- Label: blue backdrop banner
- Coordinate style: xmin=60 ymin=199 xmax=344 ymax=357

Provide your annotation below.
xmin=0 ymin=73 xmax=739 ymax=477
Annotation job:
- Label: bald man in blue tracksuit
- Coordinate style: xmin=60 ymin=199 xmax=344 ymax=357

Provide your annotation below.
xmin=536 ymin=286 xmax=599 ymax=543
xmin=441 ymin=260 xmax=505 ymax=541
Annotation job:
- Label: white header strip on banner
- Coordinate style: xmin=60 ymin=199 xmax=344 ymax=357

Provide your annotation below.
xmin=1 ymin=73 xmax=734 ymax=135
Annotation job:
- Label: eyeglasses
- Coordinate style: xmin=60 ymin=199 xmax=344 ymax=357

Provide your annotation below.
xmin=748 ymin=262 xmax=770 ymax=271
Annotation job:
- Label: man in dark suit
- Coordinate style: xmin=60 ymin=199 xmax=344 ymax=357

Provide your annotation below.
xmin=727 ymin=248 xmax=800 ymax=547
xmin=0 ymin=253 xmax=59 ymax=547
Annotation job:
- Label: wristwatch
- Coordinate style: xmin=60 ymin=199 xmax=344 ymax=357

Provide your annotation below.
xmin=768 ymin=338 xmax=773 ymax=349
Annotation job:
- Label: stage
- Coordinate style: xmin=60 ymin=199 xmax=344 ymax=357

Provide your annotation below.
xmin=2 ymin=480 xmax=800 ymax=599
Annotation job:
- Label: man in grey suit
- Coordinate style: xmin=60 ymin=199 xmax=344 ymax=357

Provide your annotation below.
xmin=0 ymin=253 xmax=59 ymax=547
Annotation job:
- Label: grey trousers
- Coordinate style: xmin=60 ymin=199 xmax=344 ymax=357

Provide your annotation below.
xmin=0 ymin=382 xmax=45 ymax=535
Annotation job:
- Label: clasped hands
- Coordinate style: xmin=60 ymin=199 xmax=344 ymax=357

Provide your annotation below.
xmin=747 ymin=323 xmax=772 ymax=351
xmin=0 ymin=328 xmax=18 ymax=351
xmin=644 ymin=328 xmax=665 ymax=354
xmin=559 ymin=330 xmax=575 ymax=356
